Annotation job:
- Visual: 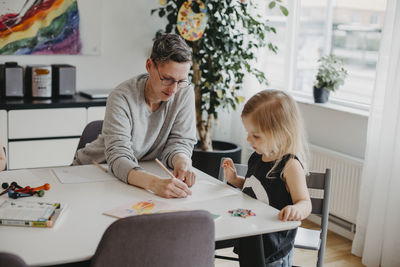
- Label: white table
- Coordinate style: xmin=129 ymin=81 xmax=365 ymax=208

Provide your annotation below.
xmin=0 ymin=162 xmax=299 ymax=266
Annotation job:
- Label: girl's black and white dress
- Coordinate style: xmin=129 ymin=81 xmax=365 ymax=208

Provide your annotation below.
xmin=238 ymin=152 xmax=299 ymax=264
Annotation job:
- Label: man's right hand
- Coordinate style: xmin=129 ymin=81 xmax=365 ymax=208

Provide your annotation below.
xmin=152 ymin=177 xmax=192 ymax=198
xmin=127 ymin=169 xmax=192 ymax=199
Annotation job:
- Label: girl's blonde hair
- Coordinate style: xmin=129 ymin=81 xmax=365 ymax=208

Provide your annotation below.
xmin=241 ymin=89 xmax=309 ymax=176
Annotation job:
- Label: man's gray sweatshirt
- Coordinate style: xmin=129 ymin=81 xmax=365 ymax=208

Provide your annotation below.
xmin=74 ymin=74 xmax=197 ymax=183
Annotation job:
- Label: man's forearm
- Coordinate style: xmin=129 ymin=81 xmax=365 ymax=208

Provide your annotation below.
xmin=127 ymin=169 xmax=157 ymax=191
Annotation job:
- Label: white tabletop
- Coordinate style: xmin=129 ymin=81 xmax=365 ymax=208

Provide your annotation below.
xmin=0 ymin=162 xmax=299 ymax=266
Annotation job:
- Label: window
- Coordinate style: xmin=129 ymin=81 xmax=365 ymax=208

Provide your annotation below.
xmin=263 ymin=0 xmax=387 ymax=107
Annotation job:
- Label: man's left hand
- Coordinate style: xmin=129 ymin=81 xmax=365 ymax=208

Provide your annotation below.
xmin=172 ymin=154 xmax=196 ymax=187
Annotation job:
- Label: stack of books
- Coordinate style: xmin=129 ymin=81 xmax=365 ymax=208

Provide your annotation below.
xmin=0 ymin=200 xmax=64 ymax=227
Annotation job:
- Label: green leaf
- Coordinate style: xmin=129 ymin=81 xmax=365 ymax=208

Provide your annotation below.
xmin=268 ymin=1 xmax=276 ymax=9
xmin=279 ymin=5 xmax=289 ymax=16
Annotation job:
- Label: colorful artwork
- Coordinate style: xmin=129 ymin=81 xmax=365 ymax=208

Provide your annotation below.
xmin=103 ymin=200 xmax=185 ymax=219
xmin=177 ymin=0 xmax=207 ymax=42
xmin=0 ymin=0 xmax=82 ymax=55
xmin=132 ymin=201 xmax=155 ymax=214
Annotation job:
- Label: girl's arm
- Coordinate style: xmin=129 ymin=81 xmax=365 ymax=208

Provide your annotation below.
xmin=279 ymin=158 xmax=312 ymax=221
xmin=222 ymin=158 xmax=245 ymax=189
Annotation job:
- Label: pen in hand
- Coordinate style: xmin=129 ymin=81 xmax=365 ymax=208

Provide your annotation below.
xmin=92 ymin=160 xmax=108 ymax=173
xmin=155 ymin=158 xmax=175 ymax=179
xmin=155 ymin=158 xmax=192 ymax=197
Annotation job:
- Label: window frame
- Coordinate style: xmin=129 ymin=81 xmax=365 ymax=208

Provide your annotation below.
xmin=277 ymin=0 xmax=380 ymax=112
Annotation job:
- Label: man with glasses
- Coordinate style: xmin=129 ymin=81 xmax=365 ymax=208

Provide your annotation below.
xmin=74 ymin=34 xmax=196 ymax=198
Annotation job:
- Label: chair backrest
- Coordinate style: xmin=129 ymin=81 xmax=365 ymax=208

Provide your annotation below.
xmin=0 ymin=252 xmax=27 ymax=267
xmin=218 ymin=157 xmax=248 ymax=182
xmin=76 ymin=120 xmax=103 ymax=151
xmin=306 ymin=168 xmax=332 ymax=267
xmin=90 ymin=210 xmax=215 ymax=267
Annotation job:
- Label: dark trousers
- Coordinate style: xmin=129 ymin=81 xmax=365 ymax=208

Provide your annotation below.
xmin=238 ymin=235 xmax=266 ymax=267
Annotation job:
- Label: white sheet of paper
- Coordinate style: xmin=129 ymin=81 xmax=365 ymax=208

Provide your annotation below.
xmin=52 ymin=165 xmax=116 ymax=184
xmin=139 ymin=161 xmax=240 ymax=203
xmin=185 ymin=179 xmax=240 ymax=201
xmin=0 ymin=169 xmax=44 ymax=186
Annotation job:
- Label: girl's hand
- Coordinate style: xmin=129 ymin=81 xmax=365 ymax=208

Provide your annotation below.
xmin=279 ymin=205 xmax=303 ymax=221
xmin=222 ymin=158 xmax=237 ymax=184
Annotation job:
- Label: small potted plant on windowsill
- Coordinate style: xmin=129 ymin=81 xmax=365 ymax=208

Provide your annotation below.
xmin=314 ymin=54 xmax=348 ymax=103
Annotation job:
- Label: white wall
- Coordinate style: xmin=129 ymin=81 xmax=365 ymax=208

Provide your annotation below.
xmin=1 ymin=0 xmax=163 ymax=91
xmin=212 ymin=103 xmax=368 ymax=161
xmin=298 ymin=103 xmax=367 ymax=159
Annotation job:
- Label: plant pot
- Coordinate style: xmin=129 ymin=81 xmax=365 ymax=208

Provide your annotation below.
xmin=191 ymin=140 xmax=241 ymax=180
xmin=313 ymin=86 xmax=330 ymax=103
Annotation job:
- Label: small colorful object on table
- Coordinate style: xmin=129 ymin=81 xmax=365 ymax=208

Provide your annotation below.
xmin=1 ymin=182 xmax=49 ymax=198
xmin=8 ymin=190 xmax=32 ymax=199
xmin=228 ymin=208 xmax=256 ymax=218
xmin=0 ymin=184 xmax=16 ymax=196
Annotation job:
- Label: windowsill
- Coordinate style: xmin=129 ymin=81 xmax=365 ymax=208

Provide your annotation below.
xmin=292 ymin=94 xmax=370 ymax=118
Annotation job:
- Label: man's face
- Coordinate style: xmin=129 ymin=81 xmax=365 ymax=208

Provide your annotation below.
xmin=147 ymin=59 xmax=191 ymax=102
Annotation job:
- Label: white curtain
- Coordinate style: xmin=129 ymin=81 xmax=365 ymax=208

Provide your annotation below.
xmin=352 ymin=1 xmax=400 ymax=266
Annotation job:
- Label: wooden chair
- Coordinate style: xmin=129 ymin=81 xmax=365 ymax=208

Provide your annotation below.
xmin=294 ymin=168 xmax=332 ymax=267
xmin=216 ymin=158 xmax=332 ymax=267
xmin=0 ymin=252 xmax=27 ymax=267
xmin=90 ymin=210 xmax=215 ymax=267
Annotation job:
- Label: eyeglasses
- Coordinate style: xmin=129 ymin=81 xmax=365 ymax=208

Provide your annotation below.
xmin=155 ymin=66 xmax=191 ymax=89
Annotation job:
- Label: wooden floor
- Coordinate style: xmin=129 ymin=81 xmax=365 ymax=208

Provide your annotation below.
xmin=215 ymin=220 xmax=365 ymax=267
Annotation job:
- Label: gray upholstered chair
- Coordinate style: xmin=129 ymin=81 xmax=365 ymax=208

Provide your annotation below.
xmin=294 ymin=168 xmax=332 ymax=267
xmin=76 ymin=120 xmax=103 ymax=151
xmin=0 ymin=252 xmax=27 ymax=267
xmin=90 ymin=210 xmax=215 ymax=267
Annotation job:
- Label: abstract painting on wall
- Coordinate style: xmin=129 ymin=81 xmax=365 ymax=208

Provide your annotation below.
xmin=0 ymin=0 xmax=101 ymax=55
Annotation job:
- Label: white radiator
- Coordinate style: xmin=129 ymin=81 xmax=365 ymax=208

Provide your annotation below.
xmin=309 ymin=145 xmax=363 ymax=224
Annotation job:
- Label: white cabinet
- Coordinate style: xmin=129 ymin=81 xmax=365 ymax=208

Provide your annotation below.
xmin=2 ymin=105 xmax=106 ymax=170
xmin=0 ymin=110 xmax=6 ymax=153
xmin=9 ymin=108 xmax=86 ymax=139
xmin=8 ymin=138 xmax=79 ymax=169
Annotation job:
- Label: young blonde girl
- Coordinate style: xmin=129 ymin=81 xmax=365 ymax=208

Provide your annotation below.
xmin=223 ymin=89 xmax=311 ymax=267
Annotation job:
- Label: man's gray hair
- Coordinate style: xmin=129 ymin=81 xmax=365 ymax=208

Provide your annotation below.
xmin=151 ymin=33 xmax=192 ymax=64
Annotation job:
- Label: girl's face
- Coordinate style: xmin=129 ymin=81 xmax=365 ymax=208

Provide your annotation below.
xmin=242 ymin=116 xmax=276 ymax=160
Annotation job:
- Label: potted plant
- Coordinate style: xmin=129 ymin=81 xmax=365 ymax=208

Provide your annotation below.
xmin=314 ymin=54 xmax=348 ymax=103
xmin=151 ymin=0 xmax=287 ymax=177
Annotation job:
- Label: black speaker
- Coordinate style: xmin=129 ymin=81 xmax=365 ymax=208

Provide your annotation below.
xmin=52 ymin=64 xmax=76 ymax=97
xmin=0 ymin=62 xmax=24 ymax=98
